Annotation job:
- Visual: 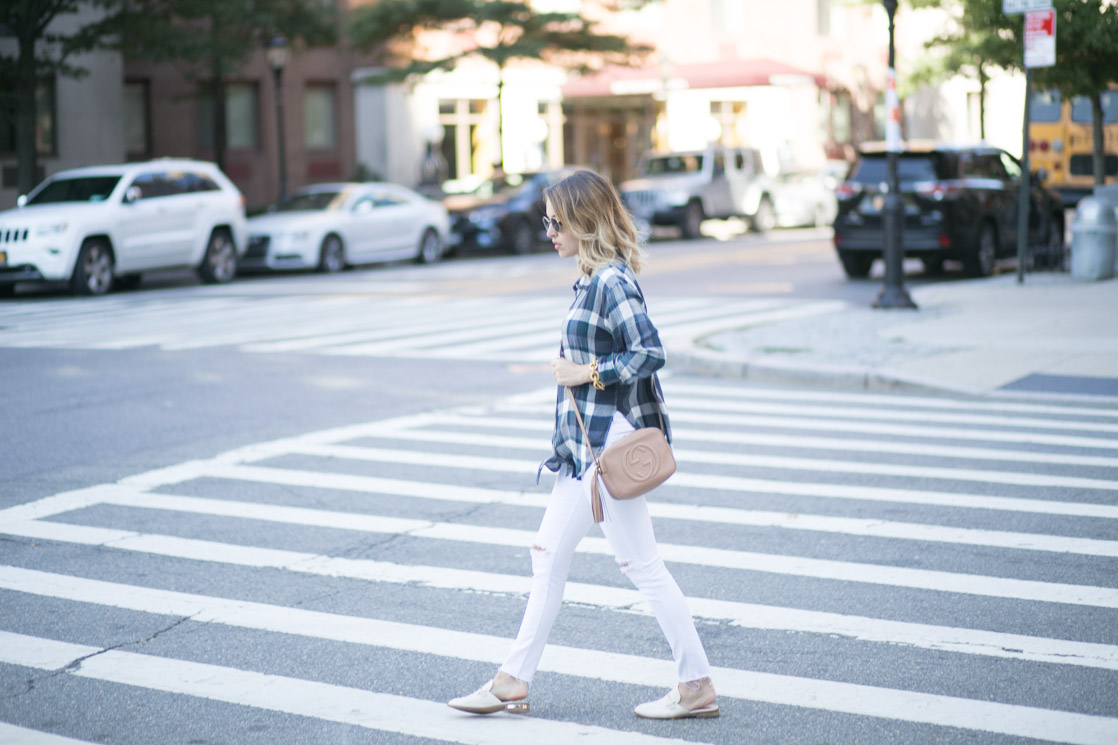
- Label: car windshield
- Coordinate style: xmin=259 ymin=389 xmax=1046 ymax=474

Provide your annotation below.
xmin=1071 ymin=91 xmax=1118 ymax=124
xmin=472 ymin=174 xmax=534 ymax=199
xmin=277 ymin=190 xmax=348 ymax=212
xmin=643 ymin=155 xmax=704 ymax=176
xmin=1030 ymin=90 xmax=1062 ymax=123
xmin=27 ymin=176 xmax=121 ymax=205
xmin=848 ymin=154 xmax=946 ymax=184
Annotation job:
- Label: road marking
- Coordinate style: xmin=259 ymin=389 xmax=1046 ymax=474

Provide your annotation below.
xmin=0 ymin=632 xmax=708 ymax=745
xmin=665 ymin=382 xmax=1118 ymax=419
xmin=293 ymin=440 xmax=1118 ymax=492
xmin=2 ymin=626 xmax=1116 ymax=745
xmin=491 ymin=402 xmax=1118 ymax=450
xmin=0 ymin=723 xmax=101 ymax=745
xmin=4 ymin=512 xmax=1116 ymax=609
xmin=5 ymin=564 xmax=1117 ymax=674
xmin=360 ymin=421 xmax=1118 ymax=470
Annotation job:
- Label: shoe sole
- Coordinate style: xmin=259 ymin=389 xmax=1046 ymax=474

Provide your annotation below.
xmin=448 ymin=701 xmax=530 ymax=715
xmin=635 ymin=705 xmax=720 ymax=720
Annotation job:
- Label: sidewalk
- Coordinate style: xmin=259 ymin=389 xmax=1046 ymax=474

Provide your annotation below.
xmin=667 ymin=273 xmax=1118 ymax=402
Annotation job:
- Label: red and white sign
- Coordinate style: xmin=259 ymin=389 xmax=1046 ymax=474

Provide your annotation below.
xmin=1025 ymin=8 xmax=1056 ymax=68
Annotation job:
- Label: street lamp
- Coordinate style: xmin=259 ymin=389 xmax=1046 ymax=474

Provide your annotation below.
xmin=873 ymin=0 xmax=917 ymax=309
xmin=266 ymin=35 xmax=290 ymax=204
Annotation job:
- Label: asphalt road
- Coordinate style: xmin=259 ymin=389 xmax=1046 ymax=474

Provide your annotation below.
xmin=1 ymin=228 xmax=1115 ymax=745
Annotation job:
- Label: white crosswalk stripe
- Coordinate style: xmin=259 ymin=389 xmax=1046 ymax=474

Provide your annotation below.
xmin=1 ymin=381 xmax=1117 ymax=744
xmin=0 ymin=290 xmax=844 ymax=361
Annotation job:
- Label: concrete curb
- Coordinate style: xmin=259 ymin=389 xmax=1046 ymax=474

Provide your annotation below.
xmin=666 ymin=342 xmax=992 ymax=398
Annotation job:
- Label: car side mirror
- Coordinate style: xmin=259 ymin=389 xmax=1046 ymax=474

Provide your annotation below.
xmin=123 ymin=186 xmax=142 ymax=204
xmin=15 ymin=194 xmax=27 ymax=208
xmin=1034 ymin=167 xmax=1049 ymax=183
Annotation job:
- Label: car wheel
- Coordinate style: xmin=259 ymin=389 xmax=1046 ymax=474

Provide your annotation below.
xmin=680 ymin=201 xmax=704 ymax=239
xmin=318 ymin=234 xmax=346 ymax=273
xmin=750 ymin=197 xmax=775 ymax=233
xmin=70 ymin=238 xmax=115 ymax=296
xmin=198 ymin=228 xmax=237 ymax=284
xmin=963 ymin=222 xmax=996 ymax=278
xmin=921 ymin=257 xmax=945 ymax=275
xmin=114 ymin=273 xmax=143 ymax=291
xmin=509 ymin=219 xmax=535 ymax=255
xmin=838 ymin=251 xmax=874 ymax=279
xmin=416 ymin=228 xmax=443 ymax=264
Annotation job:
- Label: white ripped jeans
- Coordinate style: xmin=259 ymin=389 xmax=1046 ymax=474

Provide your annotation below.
xmin=499 ymin=412 xmax=712 ymax=685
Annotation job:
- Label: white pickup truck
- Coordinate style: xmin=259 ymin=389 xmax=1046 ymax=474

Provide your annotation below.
xmin=620 ymin=146 xmax=774 ymax=239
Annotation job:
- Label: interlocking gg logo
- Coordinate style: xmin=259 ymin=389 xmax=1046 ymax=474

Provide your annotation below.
xmin=622 ymin=443 xmax=659 ymax=481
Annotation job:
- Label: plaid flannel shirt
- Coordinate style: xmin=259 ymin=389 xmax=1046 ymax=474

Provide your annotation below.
xmin=540 ymin=262 xmax=671 ymax=480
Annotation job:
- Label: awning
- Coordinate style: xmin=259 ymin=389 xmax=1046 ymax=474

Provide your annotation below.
xmin=562 ymin=57 xmax=825 ymax=98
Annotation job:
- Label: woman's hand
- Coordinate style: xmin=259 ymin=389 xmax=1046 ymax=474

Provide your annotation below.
xmin=552 ymin=356 xmax=593 ymax=387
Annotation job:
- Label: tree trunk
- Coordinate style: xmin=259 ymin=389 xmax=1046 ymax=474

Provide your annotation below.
xmin=1091 ymin=91 xmax=1105 ymax=186
xmin=15 ymin=26 xmax=39 ymax=196
xmin=494 ymin=68 xmax=504 ymax=171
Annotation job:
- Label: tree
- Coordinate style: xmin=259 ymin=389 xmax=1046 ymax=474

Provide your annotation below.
xmin=912 ymin=0 xmax=1118 ymax=185
xmin=0 ymin=0 xmax=121 ymax=196
xmin=106 ymin=0 xmax=337 ymax=173
xmin=906 ymin=0 xmax=1017 ymax=140
xmin=348 ymin=0 xmax=651 ymax=168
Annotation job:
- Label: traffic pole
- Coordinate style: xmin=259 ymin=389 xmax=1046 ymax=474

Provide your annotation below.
xmin=1017 ymin=68 xmax=1032 ymax=285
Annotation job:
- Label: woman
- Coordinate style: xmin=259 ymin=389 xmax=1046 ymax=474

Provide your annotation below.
xmin=448 ymin=170 xmax=718 ymax=720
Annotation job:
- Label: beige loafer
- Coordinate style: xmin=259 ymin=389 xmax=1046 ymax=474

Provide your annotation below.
xmin=634 ymin=686 xmax=719 ymax=720
xmin=448 ymin=681 xmax=530 ymax=715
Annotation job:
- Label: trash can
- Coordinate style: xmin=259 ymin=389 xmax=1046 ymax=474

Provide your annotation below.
xmin=1070 ymin=197 xmax=1117 ymax=281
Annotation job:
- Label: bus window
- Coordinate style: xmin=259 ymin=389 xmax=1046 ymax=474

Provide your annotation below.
xmin=1030 ymin=90 xmax=1062 ymax=122
xmin=1071 ymin=91 xmax=1118 ymax=124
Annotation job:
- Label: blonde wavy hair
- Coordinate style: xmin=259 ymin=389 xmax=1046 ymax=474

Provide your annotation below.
xmin=544 ymin=170 xmax=647 ymax=276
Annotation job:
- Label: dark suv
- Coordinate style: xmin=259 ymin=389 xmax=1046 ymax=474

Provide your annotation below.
xmin=832 ymin=144 xmax=1066 ymax=278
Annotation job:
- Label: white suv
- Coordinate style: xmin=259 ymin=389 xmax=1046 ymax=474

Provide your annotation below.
xmin=0 ymin=159 xmax=247 ymax=296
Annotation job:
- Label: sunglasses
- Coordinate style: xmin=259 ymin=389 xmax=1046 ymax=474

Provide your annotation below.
xmin=541 ymin=215 xmax=563 ymax=233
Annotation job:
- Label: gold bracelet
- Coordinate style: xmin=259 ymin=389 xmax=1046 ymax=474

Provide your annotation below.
xmin=589 ymin=358 xmax=605 ymax=391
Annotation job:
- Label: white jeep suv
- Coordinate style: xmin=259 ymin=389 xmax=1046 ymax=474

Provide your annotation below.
xmin=0 ymin=159 xmax=247 ymax=296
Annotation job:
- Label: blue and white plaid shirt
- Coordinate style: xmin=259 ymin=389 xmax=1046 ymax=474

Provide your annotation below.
xmin=541 ymin=262 xmax=671 ymax=480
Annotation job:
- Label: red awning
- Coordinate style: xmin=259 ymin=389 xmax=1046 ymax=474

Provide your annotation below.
xmin=562 ymin=57 xmax=824 ymax=98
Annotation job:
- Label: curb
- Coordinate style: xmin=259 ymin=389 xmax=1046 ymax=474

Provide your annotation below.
xmin=665 ymin=343 xmax=988 ymax=398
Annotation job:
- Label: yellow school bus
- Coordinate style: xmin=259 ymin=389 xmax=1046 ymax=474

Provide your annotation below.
xmin=1028 ymin=86 xmax=1118 ymax=206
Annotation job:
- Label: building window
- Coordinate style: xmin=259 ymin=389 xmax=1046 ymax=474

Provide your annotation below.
xmin=710 ymin=101 xmax=747 ymax=146
xmin=124 ymin=80 xmax=151 ymax=159
xmin=198 ymin=83 xmax=258 ymax=150
xmin=304 ymin=85 xmax=337 ymax=150
xmin=438 ymin=98 xmax=490 ymax=182
xmin=0 ymin=77 xmax=56 ymax=156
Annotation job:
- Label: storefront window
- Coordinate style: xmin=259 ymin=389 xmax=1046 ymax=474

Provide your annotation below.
xmin=198 ymin=83 xmax=258 ymax=150
xmin=124 ymin=81 xmax=150 ymax=158
xmin=304 ymin=85 xmax=337 ymax=150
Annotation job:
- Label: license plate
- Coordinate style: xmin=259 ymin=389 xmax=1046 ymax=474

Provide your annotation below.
xmin=0 ymin=250 xmax=6 ymax=266
xmin=859 ymin=195 xmax=884 ymax=215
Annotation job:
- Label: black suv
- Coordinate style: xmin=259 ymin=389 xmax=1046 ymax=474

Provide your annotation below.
xmin=832 ymin=144 xmax=1066 ymax=278
xmin=444 ymin=168 xmax=578 ymax=255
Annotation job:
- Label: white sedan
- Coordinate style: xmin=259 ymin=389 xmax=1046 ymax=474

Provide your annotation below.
xmin=242 ymin=182 xmax=449 ymax=272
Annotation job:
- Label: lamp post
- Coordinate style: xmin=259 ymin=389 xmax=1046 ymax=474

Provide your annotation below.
xmin=873 ymin=0 xmax=916 ymax=309
xmin=266 ymin=35 xmax=290 ymax=204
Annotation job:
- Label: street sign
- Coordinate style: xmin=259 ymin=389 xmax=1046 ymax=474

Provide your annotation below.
xmin=1025 ymin=8 xmax=1056 ymax=68
xmin=1003 ymin=0 xmax=1051 ymax=14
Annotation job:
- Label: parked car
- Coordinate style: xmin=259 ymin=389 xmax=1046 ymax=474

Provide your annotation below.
xmin=771 ymin=169 xmax=839 ymax=228
xmin=444 ymin=168 xmax=579 ymax=255
xmin=243 ymin=182 xmax=449 ymax=272
xmin=619 ymin=146 xmax=774 ymax=239
xmin=833 ymin=143 xmax=1066 ymax=278
xmin=0 ymin=159 xmax=246 ymax=296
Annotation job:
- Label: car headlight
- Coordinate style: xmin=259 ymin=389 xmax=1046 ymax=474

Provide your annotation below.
xmin=35 ymin=222 xmax=69 ymax=235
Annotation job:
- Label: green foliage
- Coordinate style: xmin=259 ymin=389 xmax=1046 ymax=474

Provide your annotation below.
xmin=349 ymin=0 xmax=649 ymax=83
xmin=0 ymin=0 xmax=123 ymax=196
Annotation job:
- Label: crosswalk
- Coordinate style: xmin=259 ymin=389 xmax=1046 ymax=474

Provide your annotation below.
xmin=2 ymin=381 xmax=1117 ymax=744
xmin=0 ymin=290 xmax=844 ymax=361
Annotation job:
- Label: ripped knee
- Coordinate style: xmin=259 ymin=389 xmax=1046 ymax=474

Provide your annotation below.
xmin=530 ymin=543 xmax=551 ymax=573
xmin=616 ymin=555 xmax=665 ymax=579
